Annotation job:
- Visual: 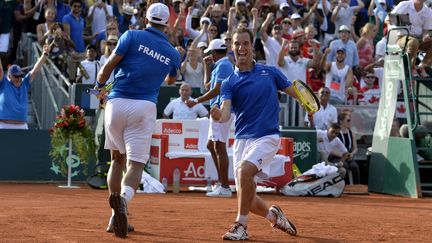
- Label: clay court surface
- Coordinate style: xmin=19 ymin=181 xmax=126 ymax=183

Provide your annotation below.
xmin=0 ymin=184 xmax=431 ymax=242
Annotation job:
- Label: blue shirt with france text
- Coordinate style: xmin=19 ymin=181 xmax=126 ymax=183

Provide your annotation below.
xmin=109 ymin=28 xmax=181 ymax=103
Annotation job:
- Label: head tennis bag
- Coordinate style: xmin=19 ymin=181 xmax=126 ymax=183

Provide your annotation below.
xmin=281 ymin=172 xmax=345 ymax=197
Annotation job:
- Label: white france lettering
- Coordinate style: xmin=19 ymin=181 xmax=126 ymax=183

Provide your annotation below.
xmin=137 ymin=44 xmax=170 ymax=66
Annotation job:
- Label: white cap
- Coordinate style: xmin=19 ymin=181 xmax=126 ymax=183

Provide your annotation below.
xmin=280 ymin=2 xmax=290 ymax=11
xmin=204 ymin=39 xmax=227 ymax=53
xmin=197 ymin=42 xmax=208 ymax=48
xmin=123 ymin=5 xmax=135 ymax=16
xmin=378 ymin=0 xmax=386 ymax=4
xmin=339 ymin=25 xmax=351 ymax=32
xmin=236 ymin=0 xmax=247 ymax=5
xmin=291 ymin=13 xmax=301 ymax=19
xmin=146 ymin=3 xmax=170 ymax=26
xmin=200 ymin=16 xmax=211 ymax=25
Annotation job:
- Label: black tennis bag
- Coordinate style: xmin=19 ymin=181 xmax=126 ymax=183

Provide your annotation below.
xmin=87 ymin=163 xmax=110 ymax=189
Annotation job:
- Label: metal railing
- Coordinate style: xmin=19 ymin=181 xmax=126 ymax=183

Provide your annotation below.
xmin=30 ymin=43 xmax=72 ymax=129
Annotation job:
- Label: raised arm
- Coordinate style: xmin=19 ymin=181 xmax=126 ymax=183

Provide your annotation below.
xmin=227 ymin=7 xmax=236 ymax=33
xmin=321 ymin=48 xmax=332 ymax=72
xmin=278 ymin=39 xmax=288 ymax=67
xmin=0 ymin=58 xmax=3 ymax=81
xmin=29 ymin=45 xmax=50 ymax=83
xmin=203 ymin=55 xmax=214 ymax=90
xmin=353 ymin=0 xmax=365 ymax=14
xmin=260 ymin=12 xmax=274 ymax=43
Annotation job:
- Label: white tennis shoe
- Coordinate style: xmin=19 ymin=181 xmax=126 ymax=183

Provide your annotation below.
xmin=206 ymin=186 xmax=232 ymax=197
xmin=222 ymin=222 xmax=248 ymax=240
xmin=270 ymin=205 xmax=297 ymax=236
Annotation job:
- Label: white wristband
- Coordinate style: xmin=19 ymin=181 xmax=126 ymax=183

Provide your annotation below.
xmin=193 ymin=98 xmax=199 ymax=103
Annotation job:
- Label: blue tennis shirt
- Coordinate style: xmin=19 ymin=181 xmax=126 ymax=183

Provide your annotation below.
xmin=108 ymin=28 xmax=181 ymax=103
xmin=220 ymin=63 xmax=292 ymax=139
xmin=209 ymin=56 xmax=233 ymax=107
xmin=0 ymin=74 xmax=31 ymax=122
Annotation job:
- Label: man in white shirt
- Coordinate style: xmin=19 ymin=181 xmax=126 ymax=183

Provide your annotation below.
xmin=260 ymin=12 xmax=283 ymax=67
xmin=392 ymin=0 xmax=432 ymax=76
xmin=316 ymin=123 xmax=350 ymax=178
xmin=304 ymin=87 xmax=338 ymax=130
xmin=88 ymin=0 xmax=113 ymax=35
xmin=76 ymin=45 xmax=100 ymax=84
xmin=163 ymin=82 xmax=208 ymax=120
xmin=277 ymin=39 xmax=319 ymax=82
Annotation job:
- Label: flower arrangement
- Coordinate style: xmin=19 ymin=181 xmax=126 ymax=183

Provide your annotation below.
xmin=49 ymin=105 xmax=96 ymax=177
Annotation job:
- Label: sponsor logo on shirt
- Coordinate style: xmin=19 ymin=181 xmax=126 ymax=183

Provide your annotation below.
xmin=261 ymin=70 xmax=269 ymax=76
xmin=184 ymin=138 xmax=198 ymax=150
xmin=162 ymin=123 xmax=183 ymax=134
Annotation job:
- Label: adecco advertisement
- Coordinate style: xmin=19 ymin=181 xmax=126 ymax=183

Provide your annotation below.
xmin=280 ymin=128 xmax=317 ymax=173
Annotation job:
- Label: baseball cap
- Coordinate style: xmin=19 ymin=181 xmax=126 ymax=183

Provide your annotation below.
xmin=107 ymin=35 xmax=118 ymax=42
xmin=291 ymin=13 xmax=301 ymax=19
xmin=197 ymin=42 xmax=208 ymax=49
xmin=173 ymin=0 xmax=182 ymax=3
xmin=235 ymin=0 xmax=247 ymax=5
xmin=146 ymin=3 xmax=170 ymax=26
xmin=8 ymin=64 xmax=24 ymax=77
xmin=200 ymin=16 xmax=211 ymax=25
xmin=336 ymin=47 xmax=346 ymax=53
xmin=292 ymin=29 xmax=305 ymax=38
xmin=378 ymin=0 xmax=386 ymax=4
xmin=280 ymin=2 xmax=290 ymax=11
xmin=339 ymin=25 xmax=351 ymax=32
xmin=123 ymin=5 xmax=135 ymax=16
xmin=204 ymin=39 xmax=227 ymax=53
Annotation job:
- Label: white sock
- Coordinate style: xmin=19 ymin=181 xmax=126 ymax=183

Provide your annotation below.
xmin=121 ymin=185 xmax=135 ymax=204
xmin=111 ymin=209 xmax=115 ymax=216
xmin=236 ymin=214 xmax=248 ymax=226
xmin=266 ymin=209 xmax=276 ymax=225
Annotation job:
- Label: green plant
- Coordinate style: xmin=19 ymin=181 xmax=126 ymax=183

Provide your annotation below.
xmin=49 ymin=105 xmax=96 ymax=177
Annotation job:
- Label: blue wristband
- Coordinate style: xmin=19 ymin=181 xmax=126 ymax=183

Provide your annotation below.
xmin=96 ymin=82 xmax=105 ymax=88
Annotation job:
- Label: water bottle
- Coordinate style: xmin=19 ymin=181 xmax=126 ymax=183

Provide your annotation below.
xmin=161 ymin=176 xmax=168 ymax=192
xmin=206 ymin=177 xmax=212 ymax=192
xmin=172 ymin=168 xmax=180 ymax=193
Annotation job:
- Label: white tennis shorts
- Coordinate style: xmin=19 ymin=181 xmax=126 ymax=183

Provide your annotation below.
xmin=104 ymin=98 xmax=156 ymax=163
xmin=233 ymin=135 xmax=280 ymax=186
xmin=0 ymin=122 xmax=28 ymax=130
xmin=208 ymin=113 xmax=234 ymax=143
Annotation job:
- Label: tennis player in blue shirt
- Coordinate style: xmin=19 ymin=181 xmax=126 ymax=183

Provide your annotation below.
xmin=95 ymin=3 xmax=183 ymax=238
xmin=212 ymin=27 xmax=299 ymax=241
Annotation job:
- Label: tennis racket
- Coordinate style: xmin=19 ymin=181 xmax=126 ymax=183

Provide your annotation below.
xmin=292 ymin=80 xmax=320 ymax=113
xmin=85 ymin=82 xmax=114 ymax=95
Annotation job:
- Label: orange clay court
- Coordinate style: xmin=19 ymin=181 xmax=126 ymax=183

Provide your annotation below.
xmin=0 ymin=184 xmax=431 ymax=242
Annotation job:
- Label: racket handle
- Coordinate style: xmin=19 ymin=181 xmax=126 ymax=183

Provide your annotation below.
xmin=85 ymin=89 xmax=100 ymax=95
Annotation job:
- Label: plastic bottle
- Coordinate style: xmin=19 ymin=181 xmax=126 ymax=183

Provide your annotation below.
xmin=206 ymin=177 xmax=212 ymax=192
xmin=161 ymin=176 xmax=168 ymax=192
xmin=172 ymin=168 xmax=180 ymax=193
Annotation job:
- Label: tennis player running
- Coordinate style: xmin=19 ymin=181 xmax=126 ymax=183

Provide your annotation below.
xmin=211 ymin=27 xmax=299 ymax=240
xmin=95 ymin=3 xmax=182 ymax=238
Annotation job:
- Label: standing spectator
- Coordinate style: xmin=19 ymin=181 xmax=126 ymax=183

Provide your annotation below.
xmin=0 ymin=45 xmax=49 ymax=129
xmin=260 ymin=12 xmax=282 ymax=67
xmin=180 ymin=47 xmax=205 ymax=93
xmin=331 ymin=0 xmax=364 ymax=34
xmin=46 ymin=22 xmax=75 ymax=73
xmin=322 ymin=47 xmax=356 ymax=104
xmin=99 ymin=35 xmax=118 ymax=85
xmin=327 ymin=25 xmax=359 ymax=68
xmin=95 ymin=3 xmax=182 ymax=238
xmin=88 ymin=0 xmax=113 ymax=36
xmin=63 ymin=0 xmax=88 ymax=81
xmin=76 ymin=44 xmax=100 ymax=84
xmin=277 ymin=39 xmax=319 ymax=82
xmin=322 ymin=0 xmax=338 ymax=47
xmin=163 ymin=83 xmax=208 ymax=120
xmin=0 ymin=0 xmax=17 ymax=64
xmin=304 ymin=87 xmax=338 ymax=130
xmin=275 ymin=2 xmax=293 ymax=25
xmin=36 ymin=7 xmax=56 ymax=45
xmin=357 ymin=23 xmax=377 ymax=69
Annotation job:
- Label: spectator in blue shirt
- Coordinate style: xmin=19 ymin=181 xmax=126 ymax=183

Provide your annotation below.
xmin=327 ymin=25 xmax=359 ymax=68
xmin=0 ymin=45 xmax=49 ymax=129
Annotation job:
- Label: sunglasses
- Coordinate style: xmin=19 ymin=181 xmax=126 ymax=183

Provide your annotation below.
xmin=12 ymin=75 xmax=23 ymax=78
xmin=283 ymin=21 xmax=290 ymax=24
xmin=346 ymin=120 xmax=351 ymax=122
xmin=366 ymin=76 xmax=375 ymax=79
xmin=107 ymin=42 xmax=117 ymax=46
xmin=320 ymin=91 xmax=330 ymax=94
xmin=72 ymin=5 xmax=81 ymax=8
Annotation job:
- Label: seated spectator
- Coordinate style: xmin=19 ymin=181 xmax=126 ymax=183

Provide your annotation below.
xmin=0 ymin=45 xmax=49 ymax=129
xmin=305 ymin=87 xmax=338 ymax=130
xmin=76 ymin=45 xmax=100 ymax=84
xmin=357 ymin=23 xmax=377 ymax=69
xmin=391 ymin=0 xmax=432 ymax=78
xmin=163 ymin=83 xmax=208 ymax=120
xmin=87 ymin=0 xmax=113 ymax=36
xmin=335 ymin=112 xmax=361 ymax=184
xmin=400 ymin=122 xmax=432 ymax=160
xmin=317 ymin=123 xmax=350 ymax=178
